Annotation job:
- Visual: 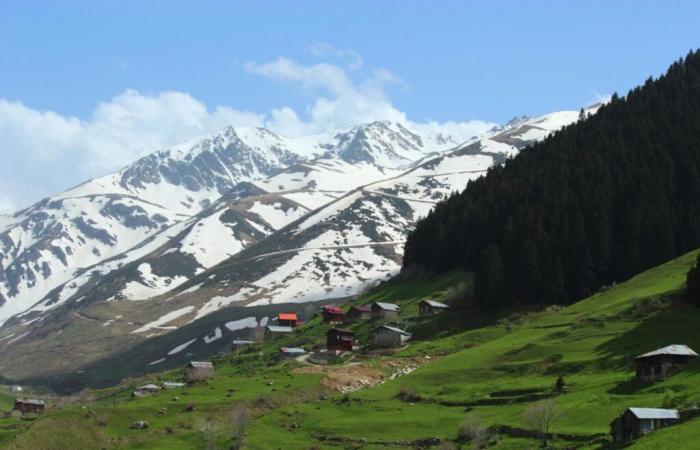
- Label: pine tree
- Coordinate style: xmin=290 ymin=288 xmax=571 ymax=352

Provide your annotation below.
xmin=687 ymin=252 xmax=700 ymax=307
xmin=475 ymin=245 xmax=505 ymax=307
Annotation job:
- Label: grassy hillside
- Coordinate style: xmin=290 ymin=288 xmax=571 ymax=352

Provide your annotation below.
xmin=1 ymin=251 xmax=699 ymax=449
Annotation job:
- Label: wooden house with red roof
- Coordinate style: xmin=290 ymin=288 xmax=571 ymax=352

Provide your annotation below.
xmin=277 ymin=312 xmax=299 ymax=327
xmin=322 ymin=305 xmax=345 ymax=323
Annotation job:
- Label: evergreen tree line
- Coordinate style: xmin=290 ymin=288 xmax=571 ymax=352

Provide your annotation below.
xmin=687 ymin=252 xmax=700 ymax=306
xmin=403 ymin=50 xmax=700 ymax=308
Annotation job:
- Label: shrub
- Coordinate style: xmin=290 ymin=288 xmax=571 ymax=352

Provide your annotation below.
xmin=395 ymin=386 xmax=421 ymax=402
xmin=457 ymin=413 xmax=492 ymax=449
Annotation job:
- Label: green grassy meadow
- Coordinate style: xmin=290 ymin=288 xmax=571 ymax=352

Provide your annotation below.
xmin=2 ymin=251 xmax=700 ymax=449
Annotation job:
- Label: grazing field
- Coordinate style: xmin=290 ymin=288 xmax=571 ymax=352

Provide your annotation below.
xmin=1 ymin=251 xmax=699 ymax=449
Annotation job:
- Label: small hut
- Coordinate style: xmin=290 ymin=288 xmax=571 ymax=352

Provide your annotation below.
xmin=162 ymin=382 xmax=186 ymax=389
xmin=373 ymin=325 xmax=411 ymax=348
xmin=322 ymin=305 xmax=345 ymax=323
xmin=279 ymin=347 xmax=306 ymax=360
xmin=13 ymin=399 xmax=45 ymax=415
xmin=326 ymin=328 xmax=355 ymax=352
xmin=184 ymin=361 xmax=214 ymax=382
xmin=371 ymin=302 xmax=400 ymax=321
xmin=265 ymin=325 xmax=294 ymax=339
xmin=277 ymin=312 xmax=299 ymax=327
xmin=418 ymin=300 xmax=449 ymax=317
xmin=231 ymin=340 xmax=255 ymax=353
xmin=610 ymin=407 xmax=680 ymax=442
xmin=346 ymin=305 xmax=371 ymax=322
xmin=133 ymin=384 xmax=162 ymax=397
xmin=634 ymin=345 xmax=698 ymax=381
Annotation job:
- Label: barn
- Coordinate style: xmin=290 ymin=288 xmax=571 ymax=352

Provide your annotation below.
xmin=232 ymin=340 xmax=255 ymax=353
xmin=326 ymin=328 xmax=355 ymax=351
xmin=371 ymin=302 xmax=400 ymax=321
xmin=184 ymin=361 xmax=214 ymax=382
xmin=265 ymin=325 xmax=294 ymax=339
xmin=322 ymin=305 xmax=345 ymax=323
xmin=277 ymin=312 xmax=299 ymax=327
xmin=373 ymin=325 xmax=411 ymax=348
xmin=418 ymin=300 xmax=449 ymax=317
xmin=610 ymin=407 xmax=680 ymax=442
xmin=133 ymin=384 xmax=162 ymax=397
xmin=634 ymin=345 xmax=698 ymax=381
xmin=346 ymin=305 xmax=371 ymax=322
xmin=279 ymin=347 xmax=306 ymax=360
xmin=13 ymin=399 xmax=45 ymax=415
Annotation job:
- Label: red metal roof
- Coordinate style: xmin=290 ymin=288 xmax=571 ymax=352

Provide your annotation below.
xmin=323 ymin=305 xmax=343 ymax=313
xmin=278 ymin=313 xmax=298 ymax=321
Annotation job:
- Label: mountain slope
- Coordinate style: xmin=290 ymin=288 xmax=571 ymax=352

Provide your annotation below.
xmin=0 ymin=108 xmax=591 ymax=381
xmin=0 ymin=121 xmax=474 ymax=325
xmin=4 ymin=250 xmax=699 ymax=449
xmin=404 ymin=50 xmax=700 ymax=306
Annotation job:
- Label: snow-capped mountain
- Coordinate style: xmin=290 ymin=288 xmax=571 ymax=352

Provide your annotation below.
xmin=0 ymin=108 xmax=599 ymax=380
xmin=0 ymin=121 xmax=475 ymax=325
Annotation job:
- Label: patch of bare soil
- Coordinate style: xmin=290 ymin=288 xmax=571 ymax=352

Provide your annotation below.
xmin=293 ymin=356 xmax=434 ymax=393
xmin=293 ymin=363 xmax=384 ymax=393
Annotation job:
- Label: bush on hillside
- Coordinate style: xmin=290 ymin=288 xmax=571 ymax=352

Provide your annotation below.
xmin=687 ymin=252 xmax=700 ymax=306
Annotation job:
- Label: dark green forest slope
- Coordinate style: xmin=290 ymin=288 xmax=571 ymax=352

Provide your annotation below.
xmin=403 ymin=50 xmax=700 ymax=307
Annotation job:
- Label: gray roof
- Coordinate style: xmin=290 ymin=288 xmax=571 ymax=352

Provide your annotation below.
xmin=162 ymin=382 xmax=186 ymax=388
xmin=423 ymin=300 xmax=449 ymax=309
xmin=374 ymin=302 xmax=400 ymax=312
xmin=136 ymin=384 xmax=161 ymax=390
xmin=635 ymin=345 xmax=698 ymax=359
xmin=16 ymin=399 xmax=45 ymax=406
xmin=628 ymin=407 xmax=680 ymax=420
xmin=232 ymin=340 xmax=254 ymax=345
xmin=377 ymin=325 xmax=411 ymax=337
xmin=266 ymin=325 xmax=294 ymax=333
xmin=280 ymin=347 xmax=306 ymax=354
xmin=187 ymin=361 xmax=213 ymax=368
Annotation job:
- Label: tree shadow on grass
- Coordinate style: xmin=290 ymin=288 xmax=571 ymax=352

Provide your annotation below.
xmin=596 ymin=300 xmax=700 ymax=394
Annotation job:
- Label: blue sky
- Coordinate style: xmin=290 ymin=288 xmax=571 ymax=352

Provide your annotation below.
xmin=1 ymin=0 xmax=699 ymax=211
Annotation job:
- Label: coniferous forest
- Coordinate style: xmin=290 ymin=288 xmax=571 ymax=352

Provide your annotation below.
xmin=403 ymin=50 xmax=700 ymax=307
xmin=688 ymin=252 xmax=700 ymax=306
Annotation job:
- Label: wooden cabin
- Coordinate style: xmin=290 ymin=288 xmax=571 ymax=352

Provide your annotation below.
xmin=322 ymin=305 xmax=345 ymax=323
xmin=418 ymin=300 xmax=449 ymax=317
xmin=231 ymin=340 xmax=255 ymax=353
xmin=610 ymin=408 xmax=680 ymax=442
xmin=346 ymin=305 xmax=371 ymax=322
xmin=277 ymin=312 xmax=299 ymax=327
xmin=265 ymin=325 xmax=294 ymax=339
xmin=13 ymin=399 xmax=45 ymax=415
xmin=373 ymin=325 xmax=411 ymax=348
xmin=326 ymin=328 xmax=355 ymax=351
xmin=634 ymin=345 xmax=698 ymax=381
xmin=184 ymin=361 xmax=214 ymax=382
xmin=279 ymin=347 xmax=306 ymax=360
xmin=371 ymin=302 xmax=400 ymax=321
xmin=133 ymin=384 xmax=162 ymax=397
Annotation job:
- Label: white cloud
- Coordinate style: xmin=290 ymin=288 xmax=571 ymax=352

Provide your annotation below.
xmin=0 ymin=47 xmax=494 ymax=212
xmin=245 ymin=57 xmax=356 ymax=97
xmin=0 ymin=91 xmax=264 ymax=211
xmin=308 ymin=42 xmax=364 ymax=70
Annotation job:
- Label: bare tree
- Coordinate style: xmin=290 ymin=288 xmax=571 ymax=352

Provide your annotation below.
xmin=197 ymin=419 xmax=221 ymax=450
xmin=230 ymin=404 xmax=250 ymax=450
xmin=458 ymin=413 xmax=492 ymax=449
xmin=252 ymin=325 xmax=266 ymax=343
xmin=522 ymin=398 xmax=560 ymax=447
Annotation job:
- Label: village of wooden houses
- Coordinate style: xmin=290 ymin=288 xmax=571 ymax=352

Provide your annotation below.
xmin=5 ymin=281 xmax=700 ymax=449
